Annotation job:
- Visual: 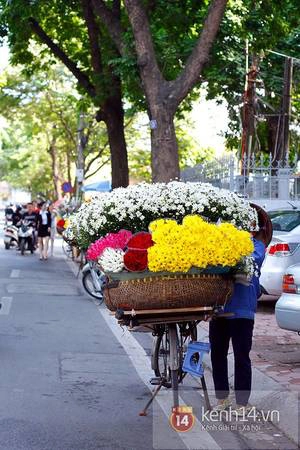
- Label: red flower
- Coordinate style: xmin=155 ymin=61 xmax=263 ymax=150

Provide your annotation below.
xmin=57 ymin=219 xmax=65 ymax=228
xmin=124 ymin=249 xmax=148 ymax=272
xmin=127 ymin=232 xmax=153 ymax=250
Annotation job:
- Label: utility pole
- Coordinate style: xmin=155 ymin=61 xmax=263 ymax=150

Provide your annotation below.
xmin=75 ymin=113 xmax=86 ymax=206
xmin=241 ymin=52 xmax=259 ymax=173
xmin=281 ymin=57 xmax=293 ymax=160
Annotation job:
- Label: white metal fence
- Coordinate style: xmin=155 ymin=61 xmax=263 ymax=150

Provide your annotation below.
xmin=181 ymin=154 xmax=300 ymax=200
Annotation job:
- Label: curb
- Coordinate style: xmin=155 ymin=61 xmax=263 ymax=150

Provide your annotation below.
xmin=197 ymin=325 xmax=299 ymax=445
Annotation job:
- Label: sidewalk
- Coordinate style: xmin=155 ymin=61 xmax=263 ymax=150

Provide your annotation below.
xmin=252 ymin=307 xmax=300 ymax=390
xmin=197 ymin=308 xmax=300 ymax=445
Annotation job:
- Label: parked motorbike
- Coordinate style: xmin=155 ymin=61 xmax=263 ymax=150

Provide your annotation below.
xmin=82 ymin=261 xmax=106 ymax=302
xmin=18 ymin=220 xmax=35 ymax=255
xmin=4 ymin=223 xmax=19 ymax=249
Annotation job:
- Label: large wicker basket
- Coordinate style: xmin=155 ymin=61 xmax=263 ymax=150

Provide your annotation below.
xmin=103 ymin=273 xmax=234 ymax=311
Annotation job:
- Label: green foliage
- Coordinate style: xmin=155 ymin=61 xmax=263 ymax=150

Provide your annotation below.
xmin=203 ymin=0 xmax=300 ymax=153
xmin=0 ymin=64 xmax=110 ymax=198
xmin=0 ymin=123 xmax=53 ymax=197
xmin=1 ymin=0 xmax=300 ymax=171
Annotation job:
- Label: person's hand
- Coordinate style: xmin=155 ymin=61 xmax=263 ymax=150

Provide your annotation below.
xmin=48 ymin=227 xmax=51 ymax=233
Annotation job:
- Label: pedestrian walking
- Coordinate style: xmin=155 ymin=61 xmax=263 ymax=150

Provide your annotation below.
xmin=36 ymin=202 xmax=52 ymax=260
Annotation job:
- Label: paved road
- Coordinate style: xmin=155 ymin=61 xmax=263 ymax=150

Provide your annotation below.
xmin=0 ymin=238 xmax=298 ymax=450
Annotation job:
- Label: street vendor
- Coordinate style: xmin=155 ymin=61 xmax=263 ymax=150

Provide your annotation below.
xmin=209 ymin=206 xmax=270 ymax=415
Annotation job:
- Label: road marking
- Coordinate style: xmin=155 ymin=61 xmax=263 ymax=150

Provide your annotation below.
xmin=98 ymin=306 xmax=221 ymax=450
xmin=10 ymin=269 xmax=20 ymax=278
xmin=0 ymin=297 xmax=13 ymax=315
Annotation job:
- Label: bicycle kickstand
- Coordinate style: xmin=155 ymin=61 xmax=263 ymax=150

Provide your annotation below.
xmin=139 ymin=382 xmax=164 ymax=416
xmin=200 ymin=375 xmax=211 ymax=411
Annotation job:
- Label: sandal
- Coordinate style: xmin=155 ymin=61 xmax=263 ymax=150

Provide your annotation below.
xmin=234 ymin=405 xmax=254 ymax=417
xmin=213 ymin=398 xmax=232 ymax=412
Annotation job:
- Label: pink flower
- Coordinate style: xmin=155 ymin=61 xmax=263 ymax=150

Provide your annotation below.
xmin=86 ymin=229 xmax=132 ymax=261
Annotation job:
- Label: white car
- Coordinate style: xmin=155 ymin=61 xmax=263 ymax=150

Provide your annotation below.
xmin=275 ymin=264 xmax=300 ymax=332
xmin=260 ymin=208 xmax=300 ymax=300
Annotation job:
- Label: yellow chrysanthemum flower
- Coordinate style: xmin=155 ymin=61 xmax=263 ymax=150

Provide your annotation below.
xmin=147 ymin=215 xmax=253 ymax=273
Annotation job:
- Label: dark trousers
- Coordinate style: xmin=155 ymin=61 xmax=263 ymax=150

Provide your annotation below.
xmin=209 ymin=318 xmax=254 ymax=406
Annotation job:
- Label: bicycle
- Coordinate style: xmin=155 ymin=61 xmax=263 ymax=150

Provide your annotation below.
xmin=115 ymin=306 xmax=221 ymax=414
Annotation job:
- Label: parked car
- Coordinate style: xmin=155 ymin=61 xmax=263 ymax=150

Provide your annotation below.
xmin=260 ymin=208 xmax=300 ymax=300
xmin=275 ymin=264 xmax=300 ymax=333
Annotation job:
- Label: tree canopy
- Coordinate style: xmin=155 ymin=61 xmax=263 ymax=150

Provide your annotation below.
xmin=0 ymin=0 xmax=129 ymax=187
xmin=1 ymin=0 xmax=300 ymax=184
xmin=0 ymin=64 xmax=110 ymax=199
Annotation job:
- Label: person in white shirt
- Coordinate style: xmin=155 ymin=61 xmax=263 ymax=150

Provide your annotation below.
xmin=36 ymin=202 xmax=52 ymax=260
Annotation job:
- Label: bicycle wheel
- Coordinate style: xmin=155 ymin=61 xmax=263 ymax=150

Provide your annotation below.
xmin=152 ymin=325 xmax=171 ymax=381
xmin=152 ymin=322 xmax=197 ymax=382
xmin=82 ymin=271 xmax=104 ymax=303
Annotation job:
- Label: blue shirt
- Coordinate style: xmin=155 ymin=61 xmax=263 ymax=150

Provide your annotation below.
xmin=224 ymin=238 xmax=266 ymax=320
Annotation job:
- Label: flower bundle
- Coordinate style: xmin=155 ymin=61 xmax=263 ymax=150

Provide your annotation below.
xmin=124 ymin=232 xmax=153 ymax=271
xmin=66 ymin=181 xmax=258 ymax=249
xmin=56 ymin=218 xmax=66 ymax=229
xmin=86 ymin=229 xmax=132 ymax=261
xmin=91 ymin=215 xmax=253 ymax=275
xmin=148 ymin=215 xmax=253 ymax=273
xmin=57 ymin=217 xmax=69 ymax=236
xmin=98 ymin=248 xmax=125 ymax=273
xmin=95 ymin=231 xmax=153 ymax=273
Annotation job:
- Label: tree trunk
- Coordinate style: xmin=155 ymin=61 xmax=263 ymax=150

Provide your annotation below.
xmin=101 ymin=96 xmax=129 ymax=189
xmin=150 ymin=108 xmax=179 ymax=182
xmin=48 ymin=137 xmax=62 ymax=199
xmin=66 ymin=150 xmax=72 ymax=187
xmin=122 ymin=0 xmax=227 ymax=183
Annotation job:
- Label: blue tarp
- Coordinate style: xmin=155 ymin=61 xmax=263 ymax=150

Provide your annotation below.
xmin=82 ymin=181 xmax=111 ymax=192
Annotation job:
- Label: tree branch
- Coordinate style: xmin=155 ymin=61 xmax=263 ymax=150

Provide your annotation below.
xmin=168 ymin=0 xmax=228 ymax=109
xmin=85 ymin=157 xmax=110 ymax=179
xmin=123 ymin=0 xmax=165 ymax=104
xmin=91 ymin=0 xmax=125 ymax=55
xmin=45 ymin=93 xmax=78 ymax=149
xmin=85 ymin=139 xmax=109 ymax=173
xmin=28 ymin=18 xmax=97 ymax=99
